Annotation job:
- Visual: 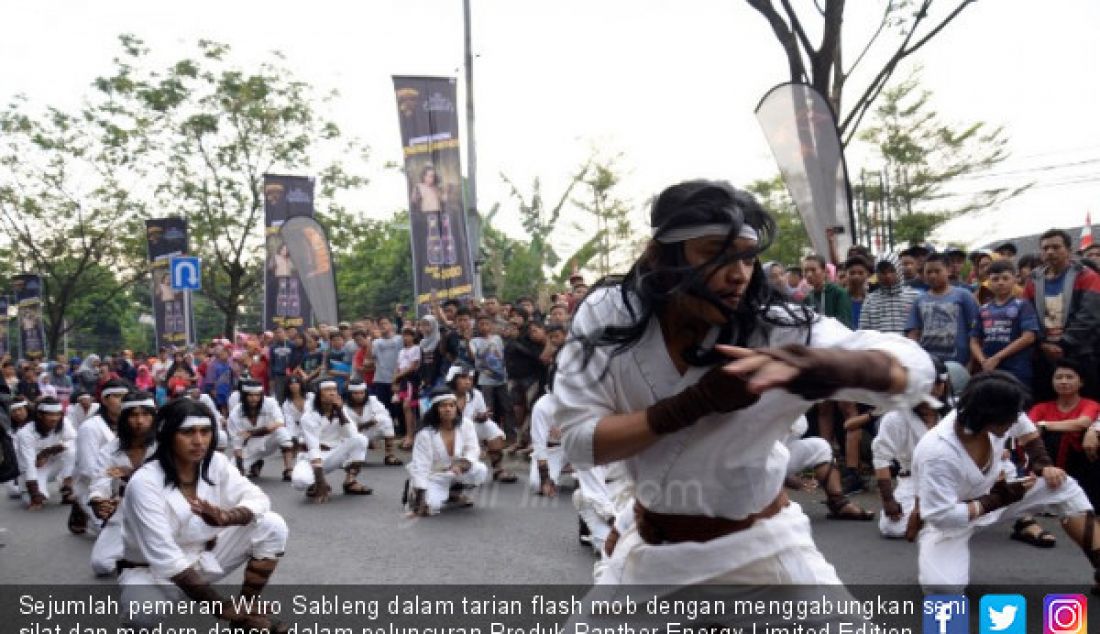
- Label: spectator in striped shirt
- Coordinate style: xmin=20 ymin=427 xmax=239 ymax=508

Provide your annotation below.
xmin=859 ymin=259 xmax=920 ymax=334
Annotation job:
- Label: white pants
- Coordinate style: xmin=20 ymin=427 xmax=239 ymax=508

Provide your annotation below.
xmin=529 ymin=446 xmax=567 ymax=493
xmin=90 ymin=515 xmax=122 ymax=576
xmin=119 ymin=512 xmax=288 ymax=627
xmin=290 ymin=435 xmax=369 ymax=490
xmin=472 ymin=419 xmax=505 ymax=442
xmin=216 ymin=428 xmax=229 ymax=451
xmin=21 ymin=448 xmax=76 ymax=502
xmin=422 ymin=462 xmax=490 ymax=514
xmin=918 ymin=477 xmax=1094 ymax=593
xmin=879 ymin=475 xmax=917 ymax=538
xmin=785 ymin=436 xmax=832 ymax=474
xmin=240 ymin=427 xmax=293 ymax=471
xmin=362 ymin=419 xmax=396 ymax=443
xmin=72 ymin=478 xmax=101 ymax=536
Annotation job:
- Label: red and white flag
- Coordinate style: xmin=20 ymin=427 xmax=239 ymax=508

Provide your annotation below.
xmin=1082 ymin=211 xmax=1094 ymax=250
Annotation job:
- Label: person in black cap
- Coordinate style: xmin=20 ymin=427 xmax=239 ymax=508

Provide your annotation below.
xmin=553 ymin=179 xmax=933 ymax=589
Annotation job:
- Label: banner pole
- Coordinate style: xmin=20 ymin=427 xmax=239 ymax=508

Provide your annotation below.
xmin=463 ymin=0 xmax=483 ymax=300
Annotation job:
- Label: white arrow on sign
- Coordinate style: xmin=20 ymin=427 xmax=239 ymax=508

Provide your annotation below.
xmin=173 ymin=259 xmax=199 ymax=289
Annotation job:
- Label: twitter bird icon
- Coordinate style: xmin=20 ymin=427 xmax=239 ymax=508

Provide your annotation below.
xmin=981 ymin=595 xmax=1026 ymax=634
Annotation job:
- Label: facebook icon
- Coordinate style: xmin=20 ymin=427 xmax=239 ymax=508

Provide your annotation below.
xmin=924 ymin=595 xmax=969 ymax=634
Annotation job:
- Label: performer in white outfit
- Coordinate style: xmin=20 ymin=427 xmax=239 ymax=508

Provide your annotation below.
xmin=117 ymin=397 xmax=288 ymax=631
xmin=530 ymin=392 xmax=568 ymax=495
xmin=342 ymin=380 xmax=403 ymax=466
xmin=782 ymin=415 xmax=874 ymax=519
xmin=407 ymin=387 xmax=489 ymax=515
xmin=88 ymin=391 xmax=157 ymax=576
xmin=555 ymin=180 xmax=932 ymax=596
xmin=912 ymin=371 xmax=1100 ymax=593
xmin=290 ymin=380 xmax=373 ymax=501
xmin=69 ymin=379 xmax=127 ymax=534
xmin=227 ymin=380 xmax=293 ymax=480
xmin=15 ymin=397 xmax=77 ymax=509
xmin=64 ymin=390 xmax=100 ymax=428
xmin=185 ymin=384 xmax=228 ymax=451
xmin=446 ymin=365 xmax=517 ymax=482
xmin=872 ymin=357 xmax=953 ymax=538
xmin=4 ymin=398 xmax=30 ymax=498
xmin=280 ymin=375 xmax=312 ymax=447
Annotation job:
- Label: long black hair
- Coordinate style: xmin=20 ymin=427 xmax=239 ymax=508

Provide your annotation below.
xmin=956 ymin=371 xmax=1028 ymax=434
xmin=152 ymin=397 xmax=219 ymax=488
xmin=419 ymin=387 xmax=458 ymax=432
xmin=117 ymin=391 xmax=157 ymax=452
xmin=33 ymin=397 xmax=64 ymax=437
xmin=282 ymin=375 xmax=306 ymax=403
xmin=572 ymin=180 xmax=812 ymax=374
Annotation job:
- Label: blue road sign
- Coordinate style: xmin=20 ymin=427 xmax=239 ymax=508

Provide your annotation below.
xmin=170 ymin=256 xmax=201 ymax=291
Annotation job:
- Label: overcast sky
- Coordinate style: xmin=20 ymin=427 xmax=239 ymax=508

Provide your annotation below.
xmin=3 ymin=1 xmax=1098 ymax=254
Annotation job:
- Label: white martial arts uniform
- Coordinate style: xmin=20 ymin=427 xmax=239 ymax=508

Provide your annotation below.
xmin=783 ymin=415 xmax=832 ymax=475
xmin=407 ymin=420 xmax=489 ymax=514
xmin=281 ymin=394 xmax=314 ymax=442
xmin=290 ymin=409 xmax=369 ymax=490
xmin=913 ymin=412 xmax=1093 ymax=592
xmin=227 ymin=397 xmax=291 ymax=472
xmin=555 ymin=287 xmax=934 ymax=588
xmin=14 ymin=419 xmax=76 ymax=502
xmin=191 ymin=393 xmax=229 ymax=450
xmin=459 ymin=388 xmax=505 ymax=442
xmin=87 ymin=438 xmax=157 ymax=576
xmin=871 ymin=408 xmax=930 ymax=537
xmin=343 ymin=396 xmax=395 ymax=445
xmin=530 ymin=394 xmax=567 ymax=492
xmin=64 ymin=401 xmax=99 ymax=428
xmin=73 ymin=413 xmax=118 ymax=534
xmin=117 ymin=452 xmax=287 ymax=627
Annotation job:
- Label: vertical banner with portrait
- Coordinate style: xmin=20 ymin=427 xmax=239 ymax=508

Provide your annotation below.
xmin=145 ymin=218 xmax=194 ymax=349
xmin=0 ymin=295 xmax=9 ymax=358
xmin=263 ymin=174 xmax=315 ymax=331
xmin=392 ymin=76 xmax=475 ymax=315
xmin=12 ymin=274 xmax=45 ymax=357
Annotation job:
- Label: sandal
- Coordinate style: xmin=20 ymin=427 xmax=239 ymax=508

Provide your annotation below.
xmin=59 ymin=485 xmax=75 ymax=505
xmin=67 ymin=504 xmax=87 ymax=535
xmin=282 ymin=469 xmax=292 ymax=482
xmin=493 ymin=468 xmax=518 ymax=483
xmin=826 ymin=497 xmax=874 ymax=521
xmin=247 ymin=460 xmax=264 ymax=479
xmin=384 ymin=455 xmax=404 ymax=466
xmin=1011 ymin=518 xmax=1057 ymax=548
xmin=343 ymin=481 xmax=373 ymax=495
xmin=447 ymin=493 xmax=474 ymax=507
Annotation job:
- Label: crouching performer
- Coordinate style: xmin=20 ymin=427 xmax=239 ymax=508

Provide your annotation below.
xmin=227 ymin=380 xmax=293 ymax=480
xmin=783 ymin=415 xmax=874 ymax=520
xmin=15 ymin=397 xmax=76 ymax=510
xmin=407 ymin=387 xmax=489 ymax=516
xmin=116 ymin=398 xmax=288 ymax=632
xmin=912 ymin=371 xmax=1100 ymax=593
xmin=290 ymin=380 xmax=372 ymax=501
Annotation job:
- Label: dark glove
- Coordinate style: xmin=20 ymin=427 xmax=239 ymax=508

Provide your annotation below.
xmin=755 ymin=344 xmax=895 ymax=400
xmin=1022 ymin=437 xmax=1053 ymax=476
xmin=646 ymin=365 xmax=759 ymax=435
xmin=974 ymin=478 xmax=1027 ymax=516
xmin=877 ymin=478 xmax=902 ymax=520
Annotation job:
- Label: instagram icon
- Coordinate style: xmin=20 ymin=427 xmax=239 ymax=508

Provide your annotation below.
xmin=1044 ymin=595 xmax=1087 ymax=634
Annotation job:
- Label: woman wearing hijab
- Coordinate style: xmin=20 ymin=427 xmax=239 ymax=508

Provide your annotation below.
xmin=76 ymin=354 xmax=101 ymax=394
xmin=37 ymin=370 xmax=58 ymax=401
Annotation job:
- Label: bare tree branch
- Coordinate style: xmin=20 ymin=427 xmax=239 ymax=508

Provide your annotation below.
xmin=745 ymin=0 xmax=809 ymax=82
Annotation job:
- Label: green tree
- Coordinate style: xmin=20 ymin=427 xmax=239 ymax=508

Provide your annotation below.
xmin=329 ymin=210 xmax=414 ymax=319
xmin=747 ymin=176 xmax=813 ymax=265
xmin=857 ymin=71 xmax=1030 ymax=243
xmin=94 ymin=35 xmax=368 ymax=336
xmin=747 ymin=0 xmax=979 ymax=145
xmin=0 ymin=95 xmax=148 ymax=356
xmin=572 ymin=158 xmax=632 ymax=278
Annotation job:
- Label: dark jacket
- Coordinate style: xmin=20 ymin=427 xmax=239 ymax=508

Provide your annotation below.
xmin=1025 ymin=260 xmax=1100 ymax=358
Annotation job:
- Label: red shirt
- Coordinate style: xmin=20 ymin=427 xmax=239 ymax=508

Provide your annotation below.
xmin=249 ymin=354 xmax=269 ymax=393
xmin=1028 ymin=398 xmax=1100 ymax=468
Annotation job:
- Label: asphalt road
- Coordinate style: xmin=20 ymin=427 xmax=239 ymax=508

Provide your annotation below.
xmin=0 ymin=452 xmax=1093 ymax=587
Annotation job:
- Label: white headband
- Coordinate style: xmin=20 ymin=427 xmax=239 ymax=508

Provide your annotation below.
xmin=37 ymin=403 xmax=62 ymax=413
xmin=347 ymin=383 xmax=367 ymax=392
xmin=102 ymin=387 xmax=128 ymax=397
xmin=179 ymin=415 xmax=213 ymax=430
xmin=654 ymin=223 xmax=759 ymax=245
xmin=121 ymin=399 xmax=156 ymax=411
xmin=10 ymin=401 xmax=27 ymax=410
xmin=318 ymin=380 xmax=338 ymax=391
xmin=429 ymin=393 xmax=457 ymax=407
xmin=241 ymin=384 xmax=263 ymax=394
xmin=445 ymin=365 xmax=471 ymax=383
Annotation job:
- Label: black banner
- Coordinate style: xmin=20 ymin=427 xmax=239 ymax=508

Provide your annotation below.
xmin=264 ymin=174 xmax=315 ymax=331
xmin=393 ymin=76 xmax=475 ymax=313
xmin=12 ymin=274 xmax=44 ymax=357
xmin=280 ymin=217 xmax=339 ymax=327
xmin=145 ymin=218 xmax=194 ymax=349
